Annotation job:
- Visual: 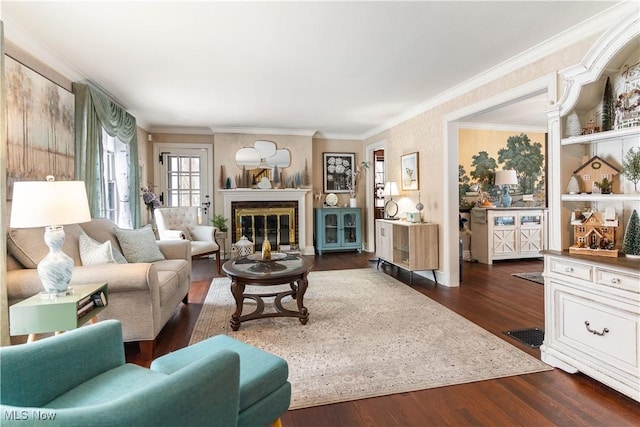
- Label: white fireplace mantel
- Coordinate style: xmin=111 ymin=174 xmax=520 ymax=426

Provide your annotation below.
xmin=219 ymin=189 xmax=312 ymax=254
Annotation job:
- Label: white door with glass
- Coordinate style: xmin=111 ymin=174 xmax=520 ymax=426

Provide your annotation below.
xmin=154 ymin=144 xmax=212 ymax=222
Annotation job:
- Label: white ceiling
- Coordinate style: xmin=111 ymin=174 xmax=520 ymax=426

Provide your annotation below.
xmin=1 ymin=1 xmax=622 ymax=138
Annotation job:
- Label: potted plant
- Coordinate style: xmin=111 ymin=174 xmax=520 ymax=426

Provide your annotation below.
xmin=621 ymin=147 xmax=640 ymax=193
xmin=594 ymin=177 xmax=613 ymax=194
xmin=346 ymin=161 xmax=370 ymax=207
xmin=622 ymin=209 xmax=640 ymax=259
xmin=211 ymin=214 xmax=228 ymax=234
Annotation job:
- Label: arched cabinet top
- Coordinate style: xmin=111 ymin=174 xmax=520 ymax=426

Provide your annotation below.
xmin=554 ymin=11 xmax=639 ymax=117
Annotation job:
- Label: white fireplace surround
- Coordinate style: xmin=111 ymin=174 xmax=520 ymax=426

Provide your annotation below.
xmin=219 ymin=189 xmax=312 ymax=255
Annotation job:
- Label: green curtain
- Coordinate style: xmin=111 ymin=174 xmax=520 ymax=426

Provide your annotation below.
xmin=73 ymin=82 xmax=140 ymax=228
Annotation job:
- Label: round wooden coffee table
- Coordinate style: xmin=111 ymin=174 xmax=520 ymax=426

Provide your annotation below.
xmin=222 ymin=254 xmax=313 ymax=331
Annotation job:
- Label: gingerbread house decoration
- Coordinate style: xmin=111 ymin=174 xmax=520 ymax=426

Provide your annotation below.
xmin=573 ymin=155 xmax=620 ymax=193
xmin=569 ymin=208 xmax=619 ymax=257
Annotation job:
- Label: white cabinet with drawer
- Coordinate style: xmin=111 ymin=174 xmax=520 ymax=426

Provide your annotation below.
xmin=542 ymin=251 xmax=640 ymax=402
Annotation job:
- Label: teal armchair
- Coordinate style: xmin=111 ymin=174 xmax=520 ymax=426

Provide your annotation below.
xmin=1 ymin=320 xmax=290 ymax=427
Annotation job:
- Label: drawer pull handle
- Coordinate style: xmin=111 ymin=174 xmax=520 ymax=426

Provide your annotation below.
xmin=564 ymin=267 xmax=574 ymax=273
xmin=584 ymin=321 xmax=609 ymax=336
xmin=610 ymin=277 xmax=621 ymax=284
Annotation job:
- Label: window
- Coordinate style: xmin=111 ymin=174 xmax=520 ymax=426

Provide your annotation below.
xmin=166 ymin=154 xmax=202 ymax=207
xmin=102 ymin=129 xmax=132 ymax=228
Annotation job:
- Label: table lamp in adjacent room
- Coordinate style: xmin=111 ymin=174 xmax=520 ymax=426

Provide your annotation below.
xmin=383 ymin=181 xmax=400 ymax=220
xmin=10 ymin=176 xmax=92 ymax=295
xmin=494 ymin=170 xmax=518 ymax=208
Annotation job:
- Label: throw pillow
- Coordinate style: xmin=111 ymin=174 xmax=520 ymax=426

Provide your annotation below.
xmin=115 ymin=225 xmax=165 ymax=263
xmin=79 ymin=232 xmax=117 ymax=266
xmin=111 ymin=246 xmax=128 ymax=264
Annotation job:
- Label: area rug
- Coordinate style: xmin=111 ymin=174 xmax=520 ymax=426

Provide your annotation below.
xmin=512 ymin=271 xmax=545 ymax=285
xmin=190 ymin=268 xmax=551 ymax=409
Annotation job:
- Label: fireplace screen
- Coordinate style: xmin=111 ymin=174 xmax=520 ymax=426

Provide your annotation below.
xmin=234 ymin=207 xmax=296 ymax=252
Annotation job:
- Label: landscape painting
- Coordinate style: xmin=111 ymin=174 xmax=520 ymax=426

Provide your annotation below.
xmin=5 ymin=55 xmax=75 ymax=199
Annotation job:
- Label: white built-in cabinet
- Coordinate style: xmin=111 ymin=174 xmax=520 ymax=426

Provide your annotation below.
xmin=542 ymin=251 xmax=639 ymax=402
xmin=542 ymin=12 xmax=640 ymax=402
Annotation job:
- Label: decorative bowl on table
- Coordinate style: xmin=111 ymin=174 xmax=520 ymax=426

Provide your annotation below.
xmin=247 ymin=252 xmax=287 ymax=262
xmin=247 ymin=252 xmax=288 ymax=272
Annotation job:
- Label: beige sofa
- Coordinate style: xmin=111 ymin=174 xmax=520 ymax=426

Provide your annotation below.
xmin=6 ymin=218 xmax=191 ymax=359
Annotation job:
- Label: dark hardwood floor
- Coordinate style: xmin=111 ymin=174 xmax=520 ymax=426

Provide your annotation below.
xmin=125 ymin=253 xmax=640 ymax=426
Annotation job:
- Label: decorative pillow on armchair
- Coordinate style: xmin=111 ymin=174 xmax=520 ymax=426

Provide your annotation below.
xmin=115 ymin=225 xmax=166 ymax=263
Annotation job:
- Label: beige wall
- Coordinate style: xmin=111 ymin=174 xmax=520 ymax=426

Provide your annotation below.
xmin=365 ymin=34 xmax=601 ymax=278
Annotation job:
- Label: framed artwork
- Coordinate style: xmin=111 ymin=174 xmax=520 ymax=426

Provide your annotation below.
xmin=401 ymin=152 xmax=419 ymax=191
xmin=323 ymin=152 xmax=355 ymax=193
xmin=5 ymin=56 xmax=75 ymax=199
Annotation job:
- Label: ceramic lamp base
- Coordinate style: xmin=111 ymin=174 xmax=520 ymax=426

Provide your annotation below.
xmin=501 ymin=186 xmax=512 ymax=208
xmin=37 ymin=225 xmax=74 ymax=293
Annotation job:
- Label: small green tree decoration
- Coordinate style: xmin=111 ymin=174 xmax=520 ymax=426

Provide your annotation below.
xmin=622 ymin=209 xmax=640 ymax=256
xmin=621 ymin=147 xmax=640 ymax=193
xmin=602 ymin=76 xmax=615 ymax=132
xmin=302 ymin=158 xmax=311 ymax=187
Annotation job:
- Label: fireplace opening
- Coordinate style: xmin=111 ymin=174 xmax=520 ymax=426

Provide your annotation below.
xmin=231 ymin=201 xmax=298 ymax=252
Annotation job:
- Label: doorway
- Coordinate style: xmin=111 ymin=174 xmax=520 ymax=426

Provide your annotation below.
xmin=444 ymin=75 xmax=556 ymax=286
xmin=365 ymin=140 xmax=386 ymax=252
xmin=373 ymin=149 xmax=385 ymax=220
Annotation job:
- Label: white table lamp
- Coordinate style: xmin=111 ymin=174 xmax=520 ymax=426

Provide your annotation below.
xmin=494 ymin=170 xmax=518 ymax=208
xmin=383 ymin=181 xmax=400 ymax=220
xmin=10 ymin=176 xmax=92 ymax=295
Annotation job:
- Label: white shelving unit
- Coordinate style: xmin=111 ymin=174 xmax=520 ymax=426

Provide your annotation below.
xmin=542 ymin=13 xmax=640 ymax=402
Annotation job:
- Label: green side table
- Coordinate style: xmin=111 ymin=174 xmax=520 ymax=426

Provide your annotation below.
xmin=10 ymin=282 xmax=108 ymax=341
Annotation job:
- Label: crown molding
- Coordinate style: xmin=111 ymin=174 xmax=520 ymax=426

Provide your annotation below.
xmin=209 ymin=127 xmax=317 ymax=137
xmin=148 ymin=126 xmax=214 ymax=135
xmin=361 ymin=1 xmax=637 ymax=141
xmin=3 ymin=16 xmax=86 ymax=83
xmin=5 ymin=2 xmax=635 ymax=141
xmin=457 ymin=122 xmax=547 ymax=133
xmin=312 ymin=131 xmax=363 ymax=141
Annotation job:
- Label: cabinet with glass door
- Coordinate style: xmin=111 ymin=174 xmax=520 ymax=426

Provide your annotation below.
xmin=315 ymin=208 xmax=362 ymax=255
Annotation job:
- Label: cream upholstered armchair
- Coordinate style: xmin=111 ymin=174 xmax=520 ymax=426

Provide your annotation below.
xmin=154 ymin=207 xmax=221 ymax=273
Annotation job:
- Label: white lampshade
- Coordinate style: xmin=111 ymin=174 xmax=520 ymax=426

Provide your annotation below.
xmin=494 ymin=170 xmax=518 ymax=186
xmin=10 ymin=179 xmax=91 ymax=228
xmin=10 ymin=177 xmax=91 ymax=295
xmin=383 ymin=181 xmax=400 ymax=197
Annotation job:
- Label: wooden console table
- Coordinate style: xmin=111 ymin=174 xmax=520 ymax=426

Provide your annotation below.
xmin=375 ymin=219 xmax=438 ymax=284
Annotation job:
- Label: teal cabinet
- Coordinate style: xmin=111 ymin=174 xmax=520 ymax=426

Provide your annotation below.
xmin=315 ymin=208 xmax=362 ymax=255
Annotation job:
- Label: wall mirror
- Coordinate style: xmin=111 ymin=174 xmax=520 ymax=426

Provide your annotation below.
xmin=235 ymin=140 xmax=291 ymax=170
